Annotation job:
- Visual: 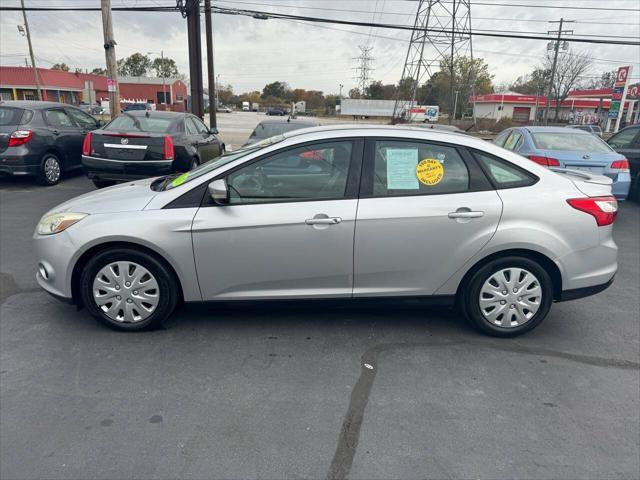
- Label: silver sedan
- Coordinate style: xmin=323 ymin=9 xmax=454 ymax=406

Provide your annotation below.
xmin=34 ymin=125 xmax=618 ymax=336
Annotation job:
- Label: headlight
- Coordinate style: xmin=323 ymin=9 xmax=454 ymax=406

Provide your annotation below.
xmin=36 ymin=212 xmax=88 ymax=235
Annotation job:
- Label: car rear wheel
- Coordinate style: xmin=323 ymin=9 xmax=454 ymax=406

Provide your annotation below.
xmin=36 ymin=153 xmax=61 ymax=186
xmin=80 ymin=248 xmax=179 ymax=331
xmin=460 ymin=256 xmax=553 ymax=337
xmin=92 ymin=179 xmax=116 ymax=189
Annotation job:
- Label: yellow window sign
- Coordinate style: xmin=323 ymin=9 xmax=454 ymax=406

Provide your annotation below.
xmin=416 ymin=158 xmax=444 ymax=186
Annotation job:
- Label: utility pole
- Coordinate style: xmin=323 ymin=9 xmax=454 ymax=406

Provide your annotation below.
xmin=543 ymin=18 xmax=573 ymax=125
xmin=449 ymin=0 xmax=457 ymax=125
xmin=101 ymin=0 xmax=120 ymax=117
xmin=20 ymin=0 xmax=42 ymax=101
xmin=184 ymin=0 xmax=204 ymax=119
xmin=204 ymin=0 xmax=216 ymax=128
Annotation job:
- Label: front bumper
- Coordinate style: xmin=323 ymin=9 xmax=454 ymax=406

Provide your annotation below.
xmin=33 ymin=230 xmax=77 ymax=301
xmin=82 ymin=155 xmax=174 ymax=181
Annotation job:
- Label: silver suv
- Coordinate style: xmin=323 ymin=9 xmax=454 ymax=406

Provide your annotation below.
xmin=34 ymin=125 xmax=618 ymax=336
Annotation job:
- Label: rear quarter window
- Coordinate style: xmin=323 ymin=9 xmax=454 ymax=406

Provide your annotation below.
xmin=0 ymin=107 xmax=26 ymax=126
xmin=473 ymin=150 xmax=538 ymax=189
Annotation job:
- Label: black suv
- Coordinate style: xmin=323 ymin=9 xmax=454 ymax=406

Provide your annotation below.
xmin=0 ymin=100 xmax=101 ymax=185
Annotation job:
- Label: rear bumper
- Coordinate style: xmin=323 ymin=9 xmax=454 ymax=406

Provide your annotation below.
xmin=558 ymin=275 xmax=614 ymax=302
xmin=82 ymin=155 xmax=174 ymax=181
xmin=0 ymin=150 xmax=41 ymax=176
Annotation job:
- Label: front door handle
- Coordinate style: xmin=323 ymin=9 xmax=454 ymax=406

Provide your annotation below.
xmin=52 ymin=129 xmax=60 ymax=136
xmin=305 ymin=217 xmax=342 ymax=225
xmin=448 ymin=210 xmax=484 ymax=219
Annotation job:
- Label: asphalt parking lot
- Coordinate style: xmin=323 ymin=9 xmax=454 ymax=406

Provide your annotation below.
xmin=0 ymin=125 xmax=638 ymax=479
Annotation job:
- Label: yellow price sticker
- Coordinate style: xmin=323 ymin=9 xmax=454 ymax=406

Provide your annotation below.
xmin=171 ymin=172 xmax=189 ymax=187
xmin=416 ymin=158 xmax=444 ymax=186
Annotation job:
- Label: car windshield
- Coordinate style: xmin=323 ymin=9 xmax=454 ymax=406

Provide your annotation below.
xmin=0 ymin=107 xmax=25 ymax=126
xmin=161 ymin=135 xmax=285 ymax=191
xmin=104 ymin=114 xmax=172 ymax=133
xmin=250 ymin=122 xmax=314 ymax=139
xmin=531 ymin=132 xmax=612 ymax=153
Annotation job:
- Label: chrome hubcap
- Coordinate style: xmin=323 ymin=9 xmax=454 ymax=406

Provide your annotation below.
xmin=479 ymin=268 xmax=542 ymax=328
xmin=44 ymin=157 xmax=60 ymax=182
xmin=92 ymin=261 xmax=159 ymax=323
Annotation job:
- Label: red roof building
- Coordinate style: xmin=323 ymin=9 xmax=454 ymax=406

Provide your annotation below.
xmin=469 ymin=87 xmax=639 ymax=126
xmin=0 ymin=66 xmax=187 ymax=111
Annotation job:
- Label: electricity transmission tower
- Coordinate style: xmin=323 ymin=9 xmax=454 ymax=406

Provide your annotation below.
xmin=353 ymin=45 xmax=374 ymax=96
xmin=393 ymin=0 xmax=474 ymax=124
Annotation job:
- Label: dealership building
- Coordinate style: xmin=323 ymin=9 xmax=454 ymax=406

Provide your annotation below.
xmin=0 ymin=66 xmax=188 ymax=110
xmin=470 ymin=86 xmax=639 ymax=126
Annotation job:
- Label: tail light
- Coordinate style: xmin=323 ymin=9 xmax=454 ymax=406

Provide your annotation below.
xmin=8 ymin=130 xmax=33 ymax=147
xmin=82 ymin=131 xmax=92 ymax=156
xmin=528 ymin=155 xmax=560 ymax=167
xmin=567 ymin=196 xmax=618 ymax=226
xmin=163 ymin=135 xmax=174 ymax=160
xmin=610 ymin=158 xmax=630 ymax=171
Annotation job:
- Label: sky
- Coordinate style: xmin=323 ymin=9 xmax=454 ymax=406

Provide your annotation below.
xmin=0 ymin=0 xmax=639 ymax=96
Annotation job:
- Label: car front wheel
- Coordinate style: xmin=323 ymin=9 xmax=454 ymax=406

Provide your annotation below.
xmin=80 ymin=248 xmax=179 ymax=331
xmin=460 ymin=256 xmax=553 ymax=337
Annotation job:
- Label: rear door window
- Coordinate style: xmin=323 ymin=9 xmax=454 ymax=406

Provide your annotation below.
xmin=44 ymin=109 xmax=74 ymax=128
xmin=369 ymin=140 xmax=469 ymax=197
xmin=503 ymin=131 xmax=522 ymax=151
xmin=608 ymin=127 xmax=639 ymax=149
xmin=67 ymin=108 xmax=97 ymax=130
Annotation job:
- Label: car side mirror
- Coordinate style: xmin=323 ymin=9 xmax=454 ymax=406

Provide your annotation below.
xmin=210 ymin=127 xmax=219 ymax=135
xmin=208 ymin=179 xmax=229 ymax=204
xmin=97 ymin=119 xmax=106 ymax=128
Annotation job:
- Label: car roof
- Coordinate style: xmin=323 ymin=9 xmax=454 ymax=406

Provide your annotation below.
xmin=276 ymin=124 xmax=488 ymax=147
xmin=258 ymin=117 xmax=318 ymax=125
xmin=119 ymin=110 xmax=190 ymax=118
xmin=523 ymin=126 xmax=591 ymax=135
xmin=0 ymin=100 xmax=74 ymax=109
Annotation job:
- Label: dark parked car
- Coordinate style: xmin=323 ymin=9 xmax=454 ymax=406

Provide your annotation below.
xmin=123 ymin=103 xmax=152 ymax=112
xmin=244 ymin=117 xmax=319 ymax=146
xmin=82 ymin=111 xmax=224 ymax=188
xmin=266 ymin=107 xmax=287 ymax=116
xmin=0 ymin=100 xmax=101 ymax=185
xmin=607 ymin=124 xmax=640 ymax=201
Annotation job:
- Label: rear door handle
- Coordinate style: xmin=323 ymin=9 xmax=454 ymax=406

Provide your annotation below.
xmin=52 ymin=130 xmax=60 ymax=136
xmin=448 ymin=210 xmax=484 ymax=219
xmin=305 ymin=217 xmax=342 ymax=225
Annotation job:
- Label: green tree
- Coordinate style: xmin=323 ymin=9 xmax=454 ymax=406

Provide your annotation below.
xmin=348 ymin=87 xmax=361 ymax=99
xmin=365 ymin=80 xmax=385 ymax=99
xmin=51 ymin=63 xmax=70 ymax=72
xmin=152 ymin=57 xmax=179 ymax=78
xmin=117 ymin=53 xmax=152 ymax=76
xmin=91 ymin=67 xmax=107 ymax=76
xmin=510 ymin=69 xmax=550 ymax=95
xmin=217 ymin=84 xmax=234 ymax=105
xmin=418 ymin=56 xmax=494 ymax=118
xmin=262 ymin=81 xmax=290 ymax=99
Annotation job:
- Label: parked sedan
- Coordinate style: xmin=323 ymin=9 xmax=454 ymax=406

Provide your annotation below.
xmin=0 ymin=100 xmax=102 ymax=185
xmin=495 ymin=126 xmax=631 ymax=200
xmin=244 ymin=117 xmax=319 ymax=146
xmin=82 ymin=111 xmax=224 ymax=188
xmin=35 ymin=125 xmax=618 ymax=337
xmin=607 ymin=124 xmax=640 ymax=201
xmin=266 ymin=107 xmax=287 ymax=116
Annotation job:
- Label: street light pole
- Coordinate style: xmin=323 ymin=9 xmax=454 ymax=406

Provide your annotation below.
xmin=20 ymin=0 xmax=42 ymax=101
